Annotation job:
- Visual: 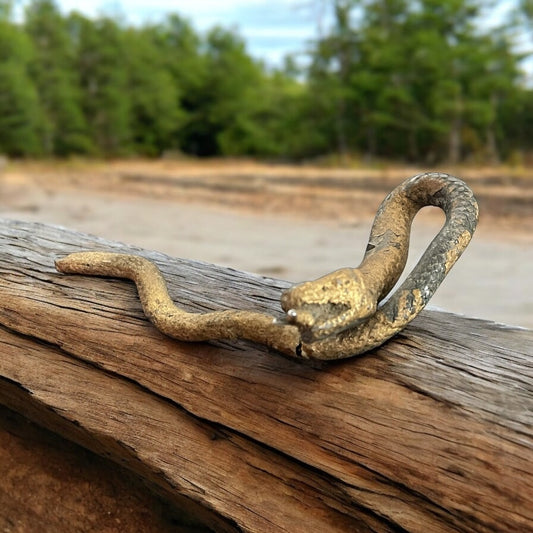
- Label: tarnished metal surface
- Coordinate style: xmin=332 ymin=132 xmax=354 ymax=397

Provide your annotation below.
xmin=56 ymin=172 xmax=478 ymax=360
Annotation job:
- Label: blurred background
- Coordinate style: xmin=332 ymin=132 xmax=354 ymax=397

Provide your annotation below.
xmin=0 ymin=0 xmax=532 ymax=328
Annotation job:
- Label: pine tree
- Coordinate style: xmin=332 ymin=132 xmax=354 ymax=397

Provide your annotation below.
xmin=0 ymin=4 xmax=44 ymax=156
xmin=68 ymin=13 xmax=131 ymax=155
xmin=122 ymin=25 xmax=183 ymax=156
xmin=24 ymin=0 xmax=92 ymax=155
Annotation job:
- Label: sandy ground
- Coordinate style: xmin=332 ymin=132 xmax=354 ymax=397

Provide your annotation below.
xmin=1 ymin=161 xmax=532 ymax=329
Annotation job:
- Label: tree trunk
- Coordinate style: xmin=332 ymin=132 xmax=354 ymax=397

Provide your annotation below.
xmin=485 ymin=93 xmax=500 ymax=164
xmin=448 ymin=87 xmax=463 ymax=164
xmin=0 ymin=219 xmax=532 ymax=532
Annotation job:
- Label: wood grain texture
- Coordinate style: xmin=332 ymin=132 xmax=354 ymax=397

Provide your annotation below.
xmin=0 ymin=218 xmax=532 ymax=532
xmin=0 ymin=405 xmax=206 ymax=533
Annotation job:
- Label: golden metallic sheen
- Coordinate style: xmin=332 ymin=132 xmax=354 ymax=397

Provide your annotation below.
xmin=56 ymin=172 xmax=478 ymax=360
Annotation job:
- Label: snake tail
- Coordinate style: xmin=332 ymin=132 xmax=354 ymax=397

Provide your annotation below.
xmin=55 ymin=252 xmax=300 ymax=356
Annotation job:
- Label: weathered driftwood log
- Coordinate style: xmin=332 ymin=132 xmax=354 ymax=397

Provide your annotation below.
xmin=0 ymin=218 xmax=531 ymax=532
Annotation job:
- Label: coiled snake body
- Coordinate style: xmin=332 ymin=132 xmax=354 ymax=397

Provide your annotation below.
xmin=56 ymin=172 xmax=478 ymax=360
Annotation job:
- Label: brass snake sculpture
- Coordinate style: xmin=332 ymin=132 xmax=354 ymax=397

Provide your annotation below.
xmin=55 ymin=172 xmax=478 ymax=360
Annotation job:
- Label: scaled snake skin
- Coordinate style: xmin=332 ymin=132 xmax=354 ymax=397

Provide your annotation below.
xmin=56 ymin=172 xmax=479 ymax=360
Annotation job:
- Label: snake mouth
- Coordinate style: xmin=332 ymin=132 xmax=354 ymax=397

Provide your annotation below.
xmin=285 ymin=303 xmax=360 ymax=342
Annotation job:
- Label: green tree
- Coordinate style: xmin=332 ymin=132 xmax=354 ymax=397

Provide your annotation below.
xmin=68 ymin=13 xmax=131 ymax=155
xmin=122 ymin=25 xmax=183 ymax=155
xmin=150 ymin=14 xmax=209 ymax=154
xmin=152 ymin=15 xmax=206 ymax=98
xmin=0 ymin=5 xmax=43 ymax=156
xmin=0 ymin=0 xmax=528 ymax=162
xmin=305 ymin=1 xmax=360 ymax=159
xmin=24 ymin=0 xmax=92 ymax=155
xmin=259 ymin=69 xmax=323 ymax=158
xmin=179 ymin=26 xmax=270 ymax=156
xmin=305 ymin=0 xmax=523 ymax=162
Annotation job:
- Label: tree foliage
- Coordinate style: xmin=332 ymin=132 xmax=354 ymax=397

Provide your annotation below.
xmin=0 ymin=2 xmax=43 ymax=155
xmin=25 ymin=0 xmax=90 ymax=155
xmin=0 ymin=0 xmax=531 ymax=162
xmin=306 ymin=0 xmax=525 ymax=162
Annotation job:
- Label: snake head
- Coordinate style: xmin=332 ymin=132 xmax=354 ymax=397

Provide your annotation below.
xmin=280 ymin=268 xmax=376 ymax=342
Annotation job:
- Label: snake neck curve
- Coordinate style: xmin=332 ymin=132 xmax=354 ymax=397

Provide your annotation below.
xmin=360 ymin=171 xmax=478 ymax=301
xmin=297 ymin=172 xmax=479 ymax=359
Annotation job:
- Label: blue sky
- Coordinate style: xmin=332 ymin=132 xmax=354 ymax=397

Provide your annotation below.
xmin=50 ymin=0 xmax=328 ymax=66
